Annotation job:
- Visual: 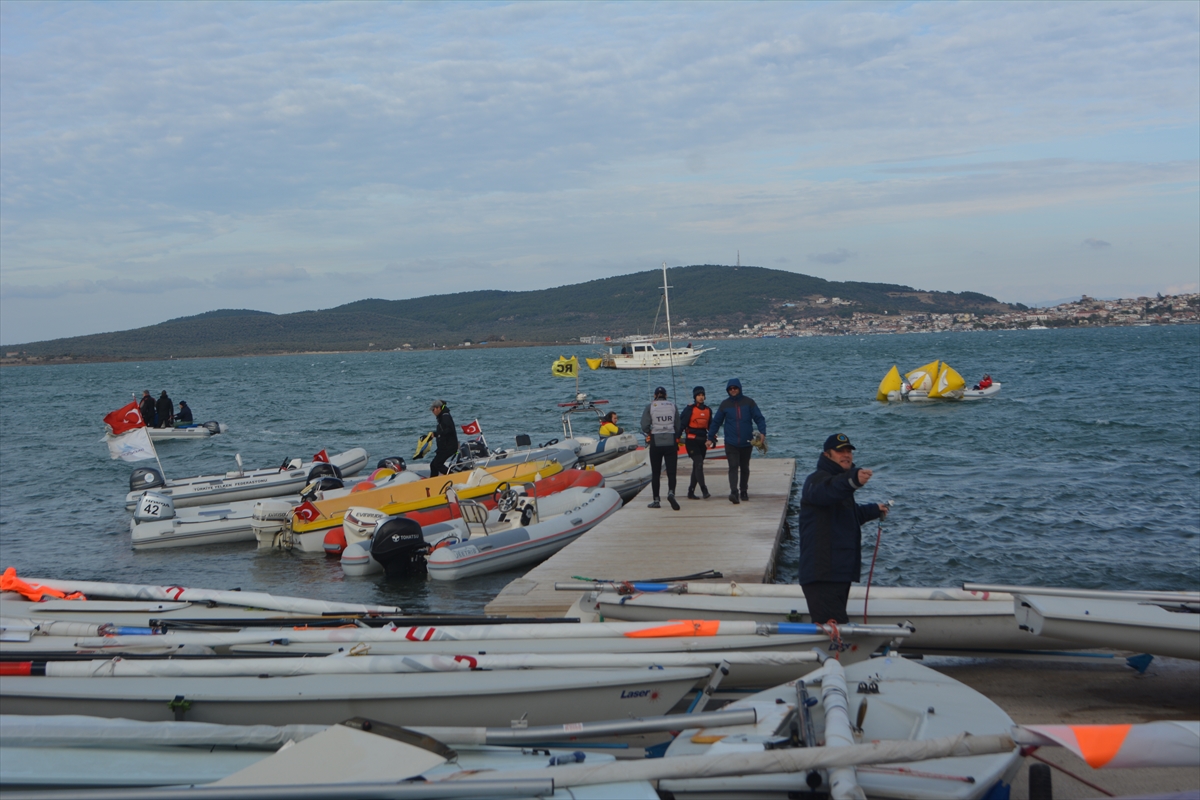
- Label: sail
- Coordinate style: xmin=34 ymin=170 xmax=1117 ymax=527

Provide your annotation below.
xmin=876 ymin=365 xmax=903 ymax=401
xmin=928 ymin=364 xmax=966 ymax=398
xmin=905 ymin=360 xmax=941 ymax=392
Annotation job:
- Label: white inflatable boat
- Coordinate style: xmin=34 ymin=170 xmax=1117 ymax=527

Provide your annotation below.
xmin=146 ymin=421 xmax=228 ymax=440
xmin=123 ymin=448 xmax=369 ymax=510
xmin=130 ymin=491 xmax=296 ymax=550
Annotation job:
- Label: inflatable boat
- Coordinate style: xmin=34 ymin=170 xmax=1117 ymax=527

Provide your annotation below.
xmin=146 ymin=421 xmax=227 ymax=440
xmin=123 ymin=448 xmax=369 ymax=510
xmin=130 ymin=491 xmax=295 ymax=550
xmin=591 ymin=448 xmax=651 ymax=501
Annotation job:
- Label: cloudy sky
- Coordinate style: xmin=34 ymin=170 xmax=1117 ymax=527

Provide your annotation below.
xmin=2 ymin=1 xmax=1197 ymax=344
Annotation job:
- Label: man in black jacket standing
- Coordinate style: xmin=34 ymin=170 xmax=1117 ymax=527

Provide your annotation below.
xmin=797 ymin=434 xmax=889 ymax=624
xmin=155 ymin=390 xmax=174 ymax=428
xmin=429 ymin=400 xmax=459 ymax=476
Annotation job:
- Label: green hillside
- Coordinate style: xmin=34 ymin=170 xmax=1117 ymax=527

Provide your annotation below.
xmin=4 ymin=265 xmax=1016 ymax=362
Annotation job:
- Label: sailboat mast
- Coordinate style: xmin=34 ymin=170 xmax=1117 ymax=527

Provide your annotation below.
xmin=662 ymin=261 xmax=678 ymax=402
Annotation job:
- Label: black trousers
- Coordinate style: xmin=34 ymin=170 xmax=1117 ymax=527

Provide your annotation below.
xmin=726 ymin=445 xmax=753 ymax=494
xmin=684 ymin=440 xmax=708 ymax=495
xmin=430 ymin=448 xmax=454 ymax=477
xmin=801 ymin=581 xmax=851 ymax=625
xmin=648 ymin=444 xmax=678 ymax=499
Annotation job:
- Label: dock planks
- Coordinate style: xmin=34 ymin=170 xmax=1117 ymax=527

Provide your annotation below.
xmin=485 ymin=457 xmax=796 ymax=618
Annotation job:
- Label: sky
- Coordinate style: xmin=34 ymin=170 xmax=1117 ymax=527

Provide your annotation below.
xmin=1 ymin=2 xmax=1197 ymax=344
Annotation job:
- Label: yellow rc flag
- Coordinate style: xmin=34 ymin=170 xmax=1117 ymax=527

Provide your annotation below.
xmin=551 ymin=355 xmax=579 ymax=378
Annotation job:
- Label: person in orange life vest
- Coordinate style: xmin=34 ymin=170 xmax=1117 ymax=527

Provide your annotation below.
xmin=599 ymin=412 xmax=623 ymax=437
xmin=640 ymin=386 xmax=682 ymax=510
xmin=679 ymin=386 xmax=712 ymax=500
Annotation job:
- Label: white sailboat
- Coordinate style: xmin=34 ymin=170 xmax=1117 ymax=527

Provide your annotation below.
xmin=599 ymin=263 xmax=714 ymax=369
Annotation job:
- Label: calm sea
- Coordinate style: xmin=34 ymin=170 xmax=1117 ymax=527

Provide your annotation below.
xmin=1 ymin=325 xmax=1197 ymax=614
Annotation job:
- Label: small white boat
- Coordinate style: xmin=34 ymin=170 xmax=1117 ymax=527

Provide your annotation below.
xmin=421 ymin=486 xmax=624 ymax=581
xmin=123 ymin=448 xmax=370 ymax=510
xmin=146 ymin=421 xmax=227 ymax=440
xmin=0 ymin=665 xmax=711 ymax=728
xmin=591 ymin=448 xmax=651 ymax=501
xmin=659 ymin=655 xmax=1021 ymax=799
xmin=1015 ymin=593 xmax=1200 ymax=660
xmin=600 ymin=338 xmax=714 ymax=369
xmin=130 ymin=491 xmax=295 ymax=550
xmin=962 ymin=382 xmax=1002 ymax=400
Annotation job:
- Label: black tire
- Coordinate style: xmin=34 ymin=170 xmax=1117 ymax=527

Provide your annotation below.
xmin=1029 ymin=763 xmax=1053 ymax=800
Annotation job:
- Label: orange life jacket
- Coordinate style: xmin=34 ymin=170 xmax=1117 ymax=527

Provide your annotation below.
xmin=685 ymin=405 xmax=712 ymax=439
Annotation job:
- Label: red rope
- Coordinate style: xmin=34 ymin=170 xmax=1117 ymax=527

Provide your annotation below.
xmin=863 ymin=520 xmax=884 ymax=623
xmin=1020 ymin=747 xmax=1115 ymax=797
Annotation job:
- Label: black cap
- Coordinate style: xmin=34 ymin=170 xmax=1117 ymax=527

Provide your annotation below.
xmin=823 ymin=433 xmax=855 ymax=452
xmin=693 ymin=386 xmax=705 ymax=397
xmin=653 ymin=386 xmax=667 ymax=398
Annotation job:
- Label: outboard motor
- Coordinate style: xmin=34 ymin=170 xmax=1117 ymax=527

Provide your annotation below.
xmin=251 ymin=499 xmax=294 ymax=548
xmin=307 ymin=462 xmax=343 ymax=482
xmin=343 ymin=507 xmax=389 ymax=546
xmin=133 ymin=491 xmax=175 ymax=523
xmin=369 ymin=517 xmax=427 ymax=576
xmin=377 ymin=457 xmax=406 ymax=472
xmin=201 ymin=421 xmax=224 ymax=435
xmin=300 ymin=476 xmax=344 ymax=502
xmin=130 ymin=467 xmax=165 ymax=493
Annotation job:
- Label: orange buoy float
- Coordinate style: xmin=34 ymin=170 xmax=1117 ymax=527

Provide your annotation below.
xmin=323 ymin=527 xmax=347 ymax=557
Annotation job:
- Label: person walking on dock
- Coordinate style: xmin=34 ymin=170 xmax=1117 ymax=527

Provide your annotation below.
xmin=680 ymin=386 xmax=712 ymax=500
xmin=641 ymin=386 xmax=682 ymax=510
xmin=429 ymin=400 xmax=459 ymax=477
xmin=707 ymin=377 xmax=766 ymax=504
xmin=155 ymin=390 xmax=174 ymax=428
xmin=797 ymin=433 xmax=889 ymax=625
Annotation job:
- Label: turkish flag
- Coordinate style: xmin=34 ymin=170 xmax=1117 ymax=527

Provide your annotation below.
xmin=103 ymin=402 xmax=145 ymax=436
xmin=294 ymin=501 xmax=322 ymax=523
xmin=460 ymin=420 xmax=481 ymax=436
xmin=312 ymin=449 xmax=330 ymax=463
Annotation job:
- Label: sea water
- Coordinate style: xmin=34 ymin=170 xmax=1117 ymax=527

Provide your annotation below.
xmin=1 ymin=325 xmax=1196 ymax=614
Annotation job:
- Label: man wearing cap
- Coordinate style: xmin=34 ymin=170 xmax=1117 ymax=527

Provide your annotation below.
xmin=679 ymin=386 xmax=712 ymax=499
xmin=707 ymin=378 xmax=767 ymax=504
xmin=640 ymin=386 xmax=682 ymax=510
xmin=429 ymin=400 xmax=459 ymax=477
xmin=797 ymin=434 xmax=889 ymax=624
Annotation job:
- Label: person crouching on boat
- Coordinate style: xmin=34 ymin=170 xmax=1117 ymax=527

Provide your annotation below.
xmin=797 ymin=434 xmax=889 ymax=625
xmin=973 ymin=374 xmax=993 ymax=390
xmin=429 ymin=400 xmax=459 ymax=476
xmin=641 ymin=387 xmax=682 ymax=511
xmin=680 ymin=386 xmax=712 ymax=500
xmin=599 ymin=412 xmax=623 ymax=437
xmin=176 ymin=401 xmax=194 ymax=424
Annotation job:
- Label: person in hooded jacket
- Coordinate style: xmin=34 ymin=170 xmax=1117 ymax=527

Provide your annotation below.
xmin=155 ymin=391 xmax=174 ymax=428
xmin=640 ymin=386 xmax=682 ymax=510
xmin=679 ymin=386 xmax=712 ymax=499
xmin=429 ymin=400 xmax=459 ymax=477
xmin=707 ymin=378 xmax=766 ymax=504
xmin=797 ymin=434 xmax=889 ymax=624
xmin=176 ymin=401 xmax=194 ymax=424
xmin=139 ymin=390 xmax=157 ymax=428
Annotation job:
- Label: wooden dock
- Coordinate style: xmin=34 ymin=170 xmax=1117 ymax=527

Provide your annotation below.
xmin=485 ymin=458 xmax=796 ymax=618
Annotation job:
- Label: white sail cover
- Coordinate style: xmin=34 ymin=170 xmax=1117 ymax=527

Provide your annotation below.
xmin=40 ymin=650 xmax=821 ymax=678
xmin=0 ymin=714 xmax=325 ymax=749
xmin=1016 ymin=721 xmax=1200 ymax=769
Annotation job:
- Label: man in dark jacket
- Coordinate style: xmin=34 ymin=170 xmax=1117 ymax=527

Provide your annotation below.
xmin=176 ymin=401 xmax=194 ymax=424
xmin=155 ymin=391 xmax=174 ymax=428
xmin=707 ymin=378 xmax=766 ymax=504
xmin=797 ymin=434 xmax=889 ymax=624
xmin=429 ymin=400 xmax=459 ymax=477
xmin=139 ymin=390 xmax=157 ymax=427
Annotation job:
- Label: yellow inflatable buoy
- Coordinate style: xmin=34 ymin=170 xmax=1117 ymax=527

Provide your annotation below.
xmin=876 ymin=365 xmax=902 ymax=401
xmin=586 ymin=357 xmax=603 ymax=370
xmin=414 ymin=431 xmax=435 ymax=459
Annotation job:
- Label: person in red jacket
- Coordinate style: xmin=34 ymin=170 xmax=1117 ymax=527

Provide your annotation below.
xmin=679 ymin=386 xmax=712 ymax=500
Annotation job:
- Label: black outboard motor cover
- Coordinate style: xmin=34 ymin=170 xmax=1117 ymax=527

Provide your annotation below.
xmin=300 ymin=476 xmax=344 ymax=502
xmin=307 ymin=462 xmax=344 ymax=482
xmin=370 ymin=517 xmax=427 ymax=576
xmin=201 ymin=421 xmax=223 ymax=435
xmin=130 ymin=467 xmax=165 ymax=492
xmin=377 ymin=457 xmax=406 ymax=472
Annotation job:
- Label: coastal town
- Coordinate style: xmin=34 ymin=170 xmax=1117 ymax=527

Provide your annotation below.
xmin=664 ymin=291 xmax=1200 ymax=341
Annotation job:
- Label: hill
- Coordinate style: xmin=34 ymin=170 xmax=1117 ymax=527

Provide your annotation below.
xmin=3 ymin=265 xmax=1017 ymax=362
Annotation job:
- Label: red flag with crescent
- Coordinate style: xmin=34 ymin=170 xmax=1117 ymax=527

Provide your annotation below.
xmin=312 ymin=450 xmax=330 ymax=464
xmin=460 ymin=420 xmax=481 ymax=436
xmin=294 ymin=501 xmax=321 ymax=523
xmin=103 ymin=402 xmax=146 ymax=436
